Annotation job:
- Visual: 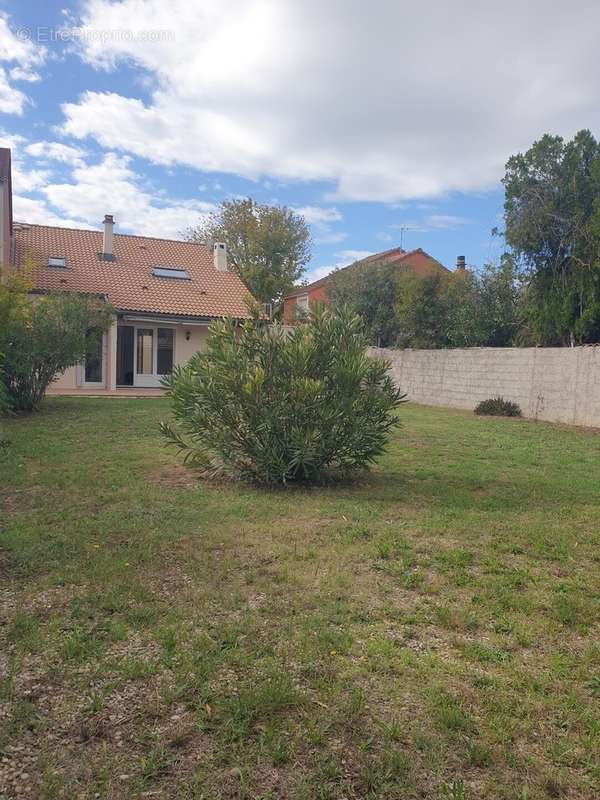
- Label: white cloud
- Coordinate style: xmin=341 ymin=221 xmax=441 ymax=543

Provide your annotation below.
xmin=0 ymin=68 xmax=27 ymax=114
xmin=5 ymin=130 xmax=215 ymax=239
xmin=13 ymin=195 xmax=91 ymax=229
xmin=9 ymin=66 xmax=41 ymax=83
xmin=0 ymin=14 xmax=45 ymax=114
xmin=0 ymin=131 xmax=52 ymax=192
xmin=60 ymin=1 xmax=600 ymax=201
xmin=40 ymin=152 xmax=216 ymax=238
xmin=294 ymin=206 xmax=342 ymax=226
xmin=25 ymin=141 xmax=87 ymax=167
xmin=294 ymin=205 xmax=344 ymax=243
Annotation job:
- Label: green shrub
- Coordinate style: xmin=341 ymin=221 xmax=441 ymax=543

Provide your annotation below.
xmin=2 ymin=291 xmax=113 ymax=412
xmin=474 ymin=397 xmax=522 ymax=417
xmin=161 ymin=306 xmax=405 ymax=485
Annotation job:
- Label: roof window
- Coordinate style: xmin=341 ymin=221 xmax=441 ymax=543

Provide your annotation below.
xmin=151 ymin=266 xmax=191 ymax=280
xmin=48 ymin=256 xmax=66 ymax=268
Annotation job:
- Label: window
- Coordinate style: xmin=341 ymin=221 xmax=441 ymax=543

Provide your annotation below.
xmin=151 ymin=266 xmax=190 ymax=280
xmin=157 ymin=328 xmax=174 ymax=375
xmin=48 ymin=256 xmax=66 ymax=268
xmin=296 ymin=294 xmax=309 ymax=318
xmin=84 ymin=328 xmax=103 ymax=383
xmin=136 ymin=328 xmax=153 ymax=374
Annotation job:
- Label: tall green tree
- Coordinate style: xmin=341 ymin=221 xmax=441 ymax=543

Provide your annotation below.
xmin=329 ymin=261 xmax=400 ymax=346
xmin=395 ymin=262 xmax=521 ymax=349
xmin=395 ymin=272 xmax=450 ymax=348
xmin=503 ymin=130 xmax=600 ymax=345
xmin=479 ymin=255 xmax=521 ymax=346
xmin=186 ymin=197 xmax=312 ymax=306
xmin=442 ymin=270 xmax=490 ymax=347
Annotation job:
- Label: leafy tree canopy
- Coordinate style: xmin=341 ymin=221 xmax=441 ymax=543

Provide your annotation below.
xmin=329 ymin=257 xmax=520 ymax=350
xmin=329 ymin=261 xmax=401 ymax=347
xmin=503 ymin=129 xmax=600 ymax=345
xmin=186 ymin=197 xmax=312 ymax=306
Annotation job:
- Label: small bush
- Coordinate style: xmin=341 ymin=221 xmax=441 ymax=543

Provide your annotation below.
xmin=474 ymin=397 xmax=522 ymax=417
xmin=2 ymin=291 xmax=113 ymax=412
xmin=161 ymin=306 xmax=405 ymax=485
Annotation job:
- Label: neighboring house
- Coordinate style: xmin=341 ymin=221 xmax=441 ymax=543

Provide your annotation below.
xmin=283 ymin=246 xmax=456 ymax=323
xmin=0 ymin=147 xmax=255 ymax=395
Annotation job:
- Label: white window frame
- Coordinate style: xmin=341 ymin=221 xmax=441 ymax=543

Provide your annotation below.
xmin=133 ymin=324 xmax=176 ymax=388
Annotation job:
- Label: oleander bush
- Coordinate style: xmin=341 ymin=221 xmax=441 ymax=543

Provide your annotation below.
xmin=474 ymin=397 xmax=522 ymax=417
xmin=161 ymin=306 xmax=405 ymax=485
xmin=1 ymin=264 xmax=113 ymax=413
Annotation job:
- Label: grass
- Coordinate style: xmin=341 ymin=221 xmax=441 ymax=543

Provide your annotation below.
xmin=0 ymin=397 xmax=599 ymax=799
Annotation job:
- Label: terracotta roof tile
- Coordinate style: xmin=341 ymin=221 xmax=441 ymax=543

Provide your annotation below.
xmin=14 ymin=223 xmax=254 ymax=319
xmin=285 ymin=246 xmax=449 ymax=298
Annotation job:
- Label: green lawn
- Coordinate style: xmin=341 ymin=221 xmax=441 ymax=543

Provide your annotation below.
xmin=1 ymin=399 xmax=599 ymax=799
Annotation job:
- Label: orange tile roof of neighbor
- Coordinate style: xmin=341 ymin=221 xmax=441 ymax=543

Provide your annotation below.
xmin=285 ymin=246 xmax=449 ymax=298
xmin=14 ymin=222 xmax=255 ymax=319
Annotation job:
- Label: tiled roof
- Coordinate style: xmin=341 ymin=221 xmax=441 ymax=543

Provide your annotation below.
xmin=285 ymin=247 xmax=449 ymax=298
xmin=14 ymin=223 xmax=254 ymax=319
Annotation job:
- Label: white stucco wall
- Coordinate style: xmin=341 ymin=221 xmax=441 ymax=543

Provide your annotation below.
xmin=48 ymin=320 xmax=211 ymax=394
xmin=50 ymin=364 xmax=79 ymax=390
xmin=369 ymin=346 xmax=600 ymax=428
xmin=174 ymin=325 xmax=210 ymax=363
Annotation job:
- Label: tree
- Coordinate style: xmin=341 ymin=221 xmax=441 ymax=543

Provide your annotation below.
xmin=329 ymin=260 xmax=400 ymax=346
xmin=395 ymin=272 xmax=451 ymax=348
xmin=2 ymin=292 xmax=113 ymax=412
xmin=161 ymin=306 xmax=404 ymax=485
xmin=442 ymin=269 xmax=490 ymax=347
xmin=395 ymin=261 xmax=521 ymax=349
xmin=186 ymin=198 xmax=312 ymax=306
xmin=503 ymin=130 xmax=600 ymax=345
xmin=478 ymin=255 xmax=521 ymax=347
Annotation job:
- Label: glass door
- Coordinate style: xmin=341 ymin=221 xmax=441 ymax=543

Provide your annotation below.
xmin=135 ymin=328 xmax=155 ymax=387
xmin=84 ymin=327 xmax=104 ymax=385
xmin=133 ymin=326 xmax=175 ymax=387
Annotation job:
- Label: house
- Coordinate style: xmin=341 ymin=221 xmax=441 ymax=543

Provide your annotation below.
xmin=0 ymin=148 xmax=255 ymax=395
xmin=282 ymin=246 xmax=454 ymax=323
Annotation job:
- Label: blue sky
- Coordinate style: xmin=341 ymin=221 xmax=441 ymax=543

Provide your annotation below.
xmin=1 ymin=1 xmax=598 ymax=281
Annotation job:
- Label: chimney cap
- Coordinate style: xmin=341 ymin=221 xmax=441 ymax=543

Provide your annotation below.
xmin=456 ymin=255 xmax=466 ymax=270
xmin=104 ymin=213 xmax=114 ymax=224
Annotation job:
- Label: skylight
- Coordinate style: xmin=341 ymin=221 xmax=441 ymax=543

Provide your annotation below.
xmin=48 ymin=256 xmax=66 ymax=268
xmin=151 ymin=266 xmax=191 ymax=280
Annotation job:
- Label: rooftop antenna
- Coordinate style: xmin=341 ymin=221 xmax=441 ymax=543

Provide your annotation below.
xmin=397 ymin=225 xmax=415 ymax=250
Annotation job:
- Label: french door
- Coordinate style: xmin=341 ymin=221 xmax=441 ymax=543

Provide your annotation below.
xmin=117 ymin=325 xmax=175 ymax=387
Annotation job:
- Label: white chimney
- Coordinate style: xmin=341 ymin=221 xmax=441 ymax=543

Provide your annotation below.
xmin=213 ymin=241 xmax=227 ymax=272
xmin=102 ymin=214 xmax=114 ymax=260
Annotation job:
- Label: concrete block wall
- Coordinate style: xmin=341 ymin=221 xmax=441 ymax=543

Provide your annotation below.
xmin=368 ymin=346 xmax=600 ymax=428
